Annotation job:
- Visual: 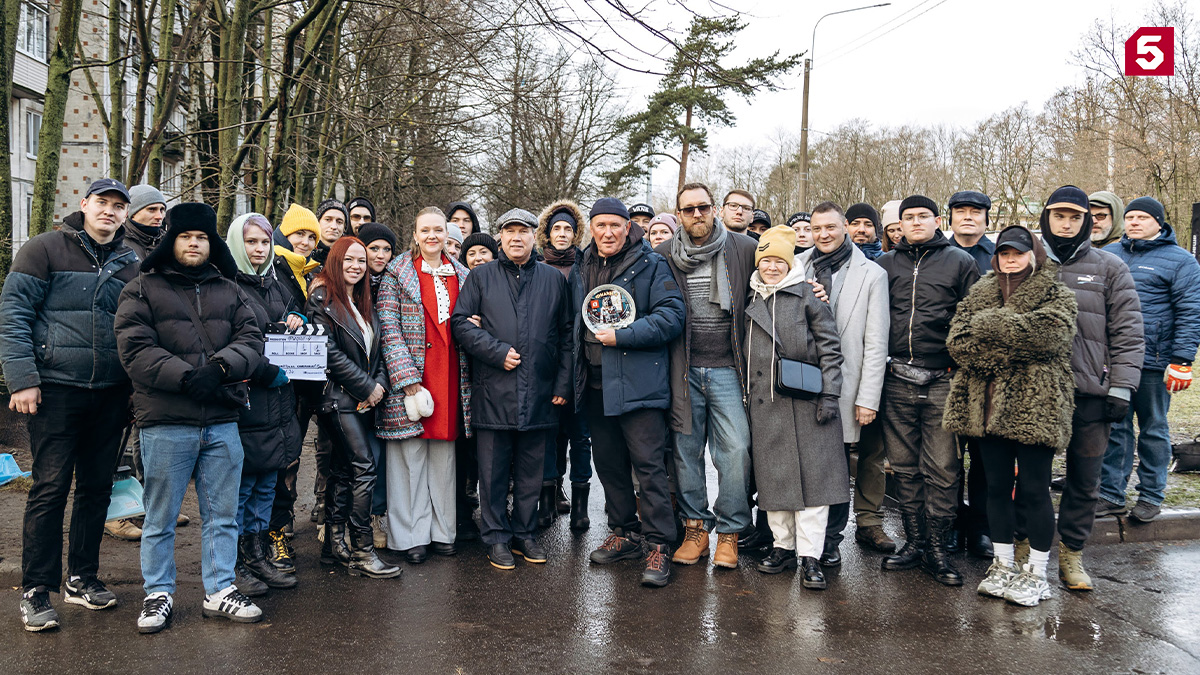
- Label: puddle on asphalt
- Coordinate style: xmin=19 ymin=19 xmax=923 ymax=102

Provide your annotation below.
xmin=1011 ymin=614 xmax=1103 ymax=643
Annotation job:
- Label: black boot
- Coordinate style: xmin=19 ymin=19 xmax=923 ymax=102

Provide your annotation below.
xmin=320 ymin=523 xmax=351 ymax=566
xmin=882 ymin=511 xmax=925 ymax=571
xmin=235 ymin=536 xmax=269 ymax=597
xmin=537 ymin=481 xmax=557 ymax=529
xmin=570 ymin=482 xmax=591 ymax=530
xmin=922 ymin=517 xmax=964 ymax=586
xmin=249 ymin=532 xmax=298 ymax=589
xmin=555 ymin=478 xmax=570 ymax=514
xmin=347 ymin=532 xmax=402 ymax=579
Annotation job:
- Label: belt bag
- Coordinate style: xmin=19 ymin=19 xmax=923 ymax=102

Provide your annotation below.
xmin=888 ymin=361 xmax=947 ymax=387
xmin=774 ymin=357 xmax=823 ymax=399
xmin=172 ymin=285 xmax=250 ymax=409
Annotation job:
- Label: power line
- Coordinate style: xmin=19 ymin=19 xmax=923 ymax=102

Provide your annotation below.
xmin=819 ymin=0 xmax=938 ymax=63
xmin=823 ymin=0 xmax=954 ymax=66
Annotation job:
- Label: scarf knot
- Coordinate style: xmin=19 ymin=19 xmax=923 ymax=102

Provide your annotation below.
xmin=669 ymin=222 xmax=732 ymax=311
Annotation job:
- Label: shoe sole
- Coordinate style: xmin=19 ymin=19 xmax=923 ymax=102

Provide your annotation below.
xmin=589 ymin=551 xmax=642 ymax=564
xmin=881 ymin=559 xmax=922 ymax=571
xmin=1129 ymin=513 xmax=1159 ymax=523
xmin=819 ymin=558 xmax=842 ymax=569
xmin=104 ymin=531 xmax=142 ymax=541
xmin=138 ymin=617 xmax=170 ymax=634
xmin=202 ymin=608 xmax=263 ymax=623
xmin=641 ymin=577 xmax=669 ymax=588
xmin=271 ymin=563 xmax=297 ymax=574
xmin=63 ymin=595 xmax=118 ymax=610
xmin=1059 ymin=573 xmax=1093 ymax=591
xmin=802 ymin=578 xmax=828 ymax=590
xmin=23 ymin=619 xmax=60 ymax=632
xmin=756 ymin=561 xmax=798 ymax=574
xmin=347 ymin=567 xmax=402 ymax=579
xmin=712 ymin=559 xmax=738 ymax=569
xmin=977 ymin=586 xmax=1006 ymax=599
xmin=923 ymin=569 xmax=964 ymax=587
xmin=670 ymin=551 xmax=709 ymax=565
xmin=488 ymin=558 xmax=516 ymax=570
xmin=513 ymin=551 xmax=547 ymax=564
xmin=856 ymin=538 xmax=897 ymax=553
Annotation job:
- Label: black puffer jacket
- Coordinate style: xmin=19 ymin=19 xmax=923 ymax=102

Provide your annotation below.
xmin=115 ymin=265 xmax=263 ymax=427
xmin=305 ymin=284 xmax=387 ymax=412
xmin=1043 ymin=238 xmax=1144 ymax=398
xmin=876 ymin=229 xmax=981 ymax=369
xmin=451 ymin=253 xmax=573 ymax=431
xmin=236 ymin=270 xmax=303 ymax=473
xmin=124 ymin=220 xmax=163 ymax=263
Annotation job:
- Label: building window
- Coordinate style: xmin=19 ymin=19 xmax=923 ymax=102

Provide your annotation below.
xmin=16 ymin=2 xmax=48 ymax=62
xmin=26 ymin=110 xmax=41 ymax=158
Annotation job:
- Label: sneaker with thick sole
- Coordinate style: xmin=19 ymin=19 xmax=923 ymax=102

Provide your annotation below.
xmin=977 ymin=558 xmax=1018 ymax=598
xmin=1058 ymin=541 xmax=1093 ymax=591
xmin=20 ymin=587 xmax=59 ymax=632
xmin=511 ymin=538 xmax=548 ymax=564
xmin=138 ymin=592 xmax=173 ymax=634
xmin=589 ymin=533 xmax=645 ymax=564
xmin=63 ymin=576 xmax=118 ymax=610
xmin=104 ymin=518 xmax=143 ymax=541
xmin=1129 ymin=500 xmax=1161 ymax=523
xmin=672 ymin=519 xmax=710 ymax=565
xmin=203 ymin=585 xmax=262 ymax=623
xmin=1004 ymin=565 xmax=1052 ymax=607
xmin=1095 ymin=498 xmax=1126 ymax=518
xmin=267 ymin=529 xmax=296 ymax=574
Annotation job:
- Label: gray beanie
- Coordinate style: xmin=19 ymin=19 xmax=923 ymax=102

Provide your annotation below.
xmin=128 ymin=185 xmax=167 ymax=218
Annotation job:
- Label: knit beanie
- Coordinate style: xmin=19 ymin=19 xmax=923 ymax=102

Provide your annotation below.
xmin=786 ymin=212 xmax=811 ymax=227
xmin=755 ymin=225 xmax=797 ymax=269
xmin=845 ymin=202 xmax=880 ymax=232
xmin=356 ymin=222 xmax=398 ymax=251
xmin=590 ymin=197 xmax=629 ymax=221
xmin=346 ymin=196 xmax=376 ymax=221
xmin=548 ymin=209 xmax=578 ymax=231
xmin=280 ymin=203 xmax=321 ymax=238
xmin=447 ymin=223 xmax=464 ymax=244
xmin=459 ymin=231 xmax=498 ymax=266
xmin=880 ymin=200 xmax=902 ymax=226
xmin=1125 ymin=196 xmax=1166 ymax=228
xmin=128 ymin=185 xmax=167 ymax=219
xmin=899 ymin=195 xmax=939 ymax=218
xmin=648 ymin=213 xmax=678 ymax=235
xmin=315 ymin=198 xmax=348 ymax=223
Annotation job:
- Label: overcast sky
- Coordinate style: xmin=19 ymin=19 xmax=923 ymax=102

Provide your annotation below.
xmin=580 ymin=0 xmax=1160 ymax=194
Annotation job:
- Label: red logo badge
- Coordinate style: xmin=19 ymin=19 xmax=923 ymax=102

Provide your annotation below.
xmin=1125 ymin=27 xmax=1174 ymax=76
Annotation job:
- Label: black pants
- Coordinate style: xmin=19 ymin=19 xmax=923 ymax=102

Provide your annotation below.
xmin=476 ymin=429 xmax=547 ymax=545
xmin=270 ymin=400 xmax=332 ymax=530
xmin=956 ymin=437 xmax=990 ymax=537
xmin=22 ymin=384 xmax=130 ymax=591
xmin=317 ymin=410 xmax=378 ymax=541
xmin=824 ymin=444 xmax=853 ymax=550
xmin=584 ymin=389 xmax=676 ymax=545
xmin=979 ymin=436 xmax=1055 ymax=551
xmin=881 ymin=375 xmax=960 ymax=520
xmin=455 ymin=434 xmax=478 ymax=522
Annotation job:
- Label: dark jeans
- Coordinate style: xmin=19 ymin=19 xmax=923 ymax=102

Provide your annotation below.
xmin=585 ymin=389 xmax=676 ymax=545
xmin=477 ymin=429 xmax=547 ymax=545
xmin=956 ymin=437 xmax=990 ymax=537
xmin=22 ymin=384 xmax=130 ymax=591
xmin=544 ymin=405 xmax=593 ymax=483
xmin=979 ymin=436 xmax=1055 ymax=551
xmin=1102 ymin=369 xmax=1172 ymax=506
xmin=270 ymin=401 xmax=332 ymax=530
xmin=317 ymin=410 xmax=378 ymax=541
xmin=881 ymin=374 xmax=960 ymax=520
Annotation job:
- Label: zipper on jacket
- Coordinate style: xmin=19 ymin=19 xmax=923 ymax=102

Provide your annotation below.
xmin=906 ymin=249 xmax=930 ymax=364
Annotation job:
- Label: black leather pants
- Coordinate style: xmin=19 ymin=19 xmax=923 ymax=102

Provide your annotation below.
xmin=318 ymin=410 xmax=378 ymax=541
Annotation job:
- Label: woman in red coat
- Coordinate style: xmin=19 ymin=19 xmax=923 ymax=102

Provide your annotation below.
xmin=376 ymin=207 xmax=471 ymax=565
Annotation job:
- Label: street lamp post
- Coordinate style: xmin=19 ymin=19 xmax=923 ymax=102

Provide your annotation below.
xmin=798 ymin=3 xmax=891 ymax=211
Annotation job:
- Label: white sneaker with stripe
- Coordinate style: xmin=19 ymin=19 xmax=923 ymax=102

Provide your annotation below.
xmin=202 ymin=585 xmax=262 ymax=623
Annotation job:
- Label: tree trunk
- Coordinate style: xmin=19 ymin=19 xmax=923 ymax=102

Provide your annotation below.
xmin=30 ymin=0 xmax=84 ymax=235
xmin=107 ymin=0 xmax=124 ymax=179
xmin=677 ymin=104 xmax=693 ymax=196
xmin=0 ymin=0 xmax=23 ymax=275
xmin=213 ymin=0 xmax=252 ymax=228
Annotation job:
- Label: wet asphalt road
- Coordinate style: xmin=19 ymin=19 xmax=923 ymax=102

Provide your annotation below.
xmin=2 ymin=458 xmax=1198 ymax=674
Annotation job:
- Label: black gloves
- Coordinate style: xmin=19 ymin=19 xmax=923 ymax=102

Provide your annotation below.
xmin=1104 ymin=395 xmax=1130 ymax=423
xmin=181 ymin=363 xmax=225 ymax=402
xmin=816 ymin=395 xmax=839 ymax=425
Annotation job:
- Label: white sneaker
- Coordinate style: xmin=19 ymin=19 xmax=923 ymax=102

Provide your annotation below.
xmin=977 ymin=558 xmax=1018 ymax=598
xmin=138 ymin=592 xmax=173 ymax=634
xmin=1003 ymin=564 xmax=1053 ymax=607
xmin=202 ymin=585 xmax=262 ymax=623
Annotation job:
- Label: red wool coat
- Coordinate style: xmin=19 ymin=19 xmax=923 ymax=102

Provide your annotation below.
xmin=417 ymin=258 xmax=460 ymax=441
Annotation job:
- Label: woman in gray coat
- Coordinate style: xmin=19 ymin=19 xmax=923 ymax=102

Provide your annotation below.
xmin=744 ymin=226 xmax=847 ymax=589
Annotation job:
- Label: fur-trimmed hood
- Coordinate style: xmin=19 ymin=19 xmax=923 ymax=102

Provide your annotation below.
xmin=536 ymin=199 xmax=586 ymax=251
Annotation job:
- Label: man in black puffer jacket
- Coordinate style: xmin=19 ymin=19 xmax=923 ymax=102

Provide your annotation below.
xmin=115 ymin=203 xmax=264 ymax=633
xmin=451 ymin=208 xmax=573 ymax=571
xmin=874 ymin=195 xmax=979 ymax=587
xmin=0 ymin=179 xmax=138 ymax=631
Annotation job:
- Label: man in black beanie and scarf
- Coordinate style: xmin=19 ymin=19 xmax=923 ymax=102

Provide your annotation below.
xmin=845 ymin=203 xmax=883 ymax=261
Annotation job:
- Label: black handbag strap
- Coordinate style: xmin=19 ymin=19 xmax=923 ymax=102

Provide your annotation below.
xmin=171 ymin=284 xmax=218 ymax=358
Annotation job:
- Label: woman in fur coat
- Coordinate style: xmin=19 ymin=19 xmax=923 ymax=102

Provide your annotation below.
xmin=943 ymin=225 xmax=1077 ymax=608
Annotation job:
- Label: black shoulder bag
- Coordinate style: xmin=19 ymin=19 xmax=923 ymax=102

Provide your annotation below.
xmin=172 ymin=285 xmax=250 ymax=408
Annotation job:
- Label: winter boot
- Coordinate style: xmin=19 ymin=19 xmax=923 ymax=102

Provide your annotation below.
xmin=537 ymin=481 xmax=557 ymax=529
xmin=347 ymin=532 xmax=402 ymax=579
xmin=235 ymin=535 xmax=269 ymax=597
xmin=320 ymin=522 xmax=351 ymax=566
xmin=249 ymin=532 xmax=298 ymax=589
xmin=555 ymin=478 xmax=570 ymax=514
xmin=1058 ymin=541 xmax=1093 ymax=591
xmin=882 ymin=511 xmax=925 ymax=571
xmin=922 ymin=517 xmax=963 ymax=586
xmin=570 ymin=482 xmax=591 ymax=530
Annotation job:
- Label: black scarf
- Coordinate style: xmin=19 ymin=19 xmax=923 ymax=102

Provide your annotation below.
xmin=1039 ymin=209 xmax=1093 ymax=264
xmin=542 ymin=245 xmax=578 ymax=269
xmin=811 ymin=235 xmax=854 ymax=291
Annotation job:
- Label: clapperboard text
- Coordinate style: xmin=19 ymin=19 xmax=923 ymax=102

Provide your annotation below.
xmin=264 ymin=324 xmax=328 ymax=381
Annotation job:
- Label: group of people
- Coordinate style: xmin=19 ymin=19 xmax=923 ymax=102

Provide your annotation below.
xmin=3 ymin=175 xmax=1197 ymax=636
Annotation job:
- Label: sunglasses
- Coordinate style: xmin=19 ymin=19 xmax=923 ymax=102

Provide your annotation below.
xmin=679 ymin=204 xmax=713 ymax=217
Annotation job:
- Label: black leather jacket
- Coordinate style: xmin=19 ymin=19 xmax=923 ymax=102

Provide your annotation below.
xmin=305 ymin=284 xmax=387 ymax=413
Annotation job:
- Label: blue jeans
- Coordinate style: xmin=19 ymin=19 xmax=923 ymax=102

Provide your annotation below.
xmin=544 ymin=405 xmax=593 ymax=483
xmin=140 ymin=423 xmax=243 ymax=596
xmin=1101 ymin=369 xmax=1172 ymax=507
xmin=238 ymin=471 xmax=278 ymax=535
xmin=672 ymin=366 xmax=752 ymax=533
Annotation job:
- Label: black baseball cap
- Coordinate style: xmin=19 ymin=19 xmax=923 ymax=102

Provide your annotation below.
xmin=995 ymin=225 xmax=1033 ymax=253
xmin=1045 ymin=185 xmax=1089 ymax=213
xmin=751 ymin=209 xmax=771 ymax=227
xmin=85 ymin=178 xmax=131 ymax=202
xmin=629 ymin=203 xmax=654 ymax=219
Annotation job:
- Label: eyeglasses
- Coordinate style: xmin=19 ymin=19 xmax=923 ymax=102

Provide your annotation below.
xmin=1093 ymin=213 xmax=1109 ymax=221
xmin=722 ymin=203 xmax=752 ymax=213
xmin=901 ymin=213 xmax=936 ymax=224
xmin=679 ymin=204 xmax=713 ymax=217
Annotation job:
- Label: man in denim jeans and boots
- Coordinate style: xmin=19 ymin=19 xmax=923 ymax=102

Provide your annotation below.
xmin=0 ymin=179 xmax=139 ymax=631
xmin=875 ymin=195 xmax=979 ymax=587
xmin=655 ymin=182 xmax=758 ymax=570
xmin=115 ymin=203 xmax=264 ymax=633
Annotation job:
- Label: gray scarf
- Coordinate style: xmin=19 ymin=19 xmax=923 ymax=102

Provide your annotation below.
xmin=669 ymin=220 xmax=732 ymax=311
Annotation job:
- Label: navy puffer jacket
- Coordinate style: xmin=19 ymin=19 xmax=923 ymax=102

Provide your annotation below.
xmin=1104 ymin=225 xmax=1200 ymax=370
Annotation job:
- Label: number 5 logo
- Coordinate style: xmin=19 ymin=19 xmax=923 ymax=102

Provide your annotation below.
xmin=1125 ymin=27 xmax=1174 ymax=76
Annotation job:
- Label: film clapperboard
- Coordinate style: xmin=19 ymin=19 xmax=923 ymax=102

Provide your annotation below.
xmin=264 ymin=323 xmax=328 ymax=381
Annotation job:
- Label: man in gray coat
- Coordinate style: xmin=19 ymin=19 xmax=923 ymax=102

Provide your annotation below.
xmin=655 ymin=182 xmax=758 ymax=570
xmin=798 ymin=202 xmax=892 ymax=566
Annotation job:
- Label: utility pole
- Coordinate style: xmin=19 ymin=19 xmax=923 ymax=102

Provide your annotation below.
xmin=798 ymin=3 xmax=890 ymax=211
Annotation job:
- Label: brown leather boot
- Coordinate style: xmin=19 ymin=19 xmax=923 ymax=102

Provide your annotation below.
xmin=713 ymin=532 xmax=739 ymax=568
xmin=671 ymin=519 xmax=710 ymax=564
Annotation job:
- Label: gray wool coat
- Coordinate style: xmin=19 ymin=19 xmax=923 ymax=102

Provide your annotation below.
xmin=744 ymin=279 xmax=849 ymax=510
xmin=796 ymin=244 xmax=890 ymax=443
